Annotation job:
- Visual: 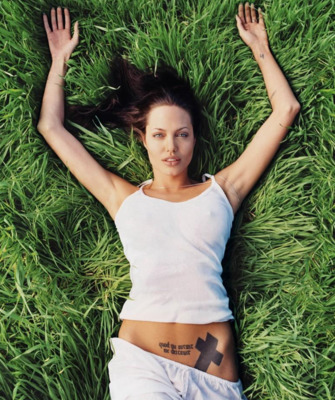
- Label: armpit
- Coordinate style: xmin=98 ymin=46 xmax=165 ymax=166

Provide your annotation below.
xmin=215 ymin=174 xmax=242 ymax=214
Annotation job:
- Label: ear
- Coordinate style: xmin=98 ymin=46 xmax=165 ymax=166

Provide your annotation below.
xmin=139 ymin=132 xmax=147 ymax=149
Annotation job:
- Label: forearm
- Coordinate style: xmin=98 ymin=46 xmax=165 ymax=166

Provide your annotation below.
xmin=252 ymin=43 xmax=300 ymax=113
xmin=37 ymin=57 xmax=68 ymax=134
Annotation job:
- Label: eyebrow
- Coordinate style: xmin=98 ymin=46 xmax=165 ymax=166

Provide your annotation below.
xmin=153 ymin=127 xmax=189 ymax=131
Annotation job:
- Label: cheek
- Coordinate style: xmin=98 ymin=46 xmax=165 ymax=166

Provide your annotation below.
xmin=145 ymin=144 xmax=163 ymax=166
xmin=146 ymin=142 xmax=161 ymax=157
xmin=185 ymin=141 xmax=196 ymax=157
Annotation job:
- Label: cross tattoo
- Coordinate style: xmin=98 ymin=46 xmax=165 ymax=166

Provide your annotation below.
xmin=194 ymin=332 xmax=224 ymax=372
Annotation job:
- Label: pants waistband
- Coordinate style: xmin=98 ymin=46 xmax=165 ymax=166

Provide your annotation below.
xmin=110 ymin=337 xmax=243 ymax=389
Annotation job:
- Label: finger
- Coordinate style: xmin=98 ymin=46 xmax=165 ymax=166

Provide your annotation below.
xmin=72 ymin=21 xmax=79 ymax=45
xmin=251 ymin=3 xmax=257 ymax=23
xmin=235 ymin=14 xmax=245 ymax=32
xmin=258 ymin=8 xmax=265 ymax=28
xmin=51 ymin=7 xmax=57 ymax=31
xmin=245 ymin=2 xmax=251 ymax=24
xmin=238 ymin=3 xmax=245 ymax=24
xmin=57 ymin=6 xmax=63 ymax=30
xmin=64 ymin=8 xmax=70 ymax=30
xmin=43 ymin=13 xmax=51 ymax=34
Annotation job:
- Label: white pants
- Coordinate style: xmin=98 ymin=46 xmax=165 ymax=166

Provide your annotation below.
xmin=108 ymin=338 xmax=247 ymax=400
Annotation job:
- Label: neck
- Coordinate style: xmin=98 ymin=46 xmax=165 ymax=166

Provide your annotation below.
xmin=150 ymin=173 xmax=196 ymax=192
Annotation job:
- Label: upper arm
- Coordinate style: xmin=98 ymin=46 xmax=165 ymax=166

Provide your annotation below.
xmin=38 ymin=124 xmax=134 ymax=217
xmin=216 ymin=105 xmax=300 ymax=210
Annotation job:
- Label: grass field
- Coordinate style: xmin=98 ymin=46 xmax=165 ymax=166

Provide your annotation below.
xmin=1 ymin=0 xmax=334 ymax=399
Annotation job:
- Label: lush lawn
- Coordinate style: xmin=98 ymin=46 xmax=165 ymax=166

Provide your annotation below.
xmin=1 ymin=0 xmax=334 ymax=399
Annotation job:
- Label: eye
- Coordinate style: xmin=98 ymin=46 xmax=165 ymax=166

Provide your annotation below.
xmin=153 ymin=133 xmax=163 ymax=138
xmin=177 ymin=132 xmax=189 ymax=137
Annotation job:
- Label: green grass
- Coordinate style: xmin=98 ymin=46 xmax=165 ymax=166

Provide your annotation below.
xmin=1 ymin=0 xmax=334 ymax=399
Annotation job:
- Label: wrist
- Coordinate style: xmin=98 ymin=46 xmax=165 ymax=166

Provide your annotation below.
xmin=51 ymin=56 xmax=68 ymax=70
xmin=251 ymin=42 xmax=271 ymax=61
xmin=48 ymin=58 xmax=68 ymax=83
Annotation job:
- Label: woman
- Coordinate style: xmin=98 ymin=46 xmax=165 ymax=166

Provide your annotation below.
xmin=38 ymin=3 xmax=300 ymax=399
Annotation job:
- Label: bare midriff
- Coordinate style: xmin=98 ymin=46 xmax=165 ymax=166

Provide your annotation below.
xmin=118 ymin=320 xmax=239 ymax=382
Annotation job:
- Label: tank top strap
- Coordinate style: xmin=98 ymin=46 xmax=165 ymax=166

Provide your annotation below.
xmin=138 ymin=178 xmax=153 ymax=188
xmin=202 ymin=173 xmax=214 ymax=182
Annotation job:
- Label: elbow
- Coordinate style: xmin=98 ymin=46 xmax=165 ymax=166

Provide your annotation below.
xmin=285 ymin=100 xmax=301 ymax=115
xmin=37 ymin=120 xmax=47 ymax=136
xmin=275 ymin=100 xmax=301 ymax=118
xmin=37 ymin=119 xmax=61 ymax=138
xmin=36 ymin=116 xmax=52 ymax=136
xmin=290 ymin=100 xmax=301 ymax=115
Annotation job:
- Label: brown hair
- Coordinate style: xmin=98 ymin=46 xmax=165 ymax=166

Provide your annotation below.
xmin=68 ymin=56 xmax=203 ymax=139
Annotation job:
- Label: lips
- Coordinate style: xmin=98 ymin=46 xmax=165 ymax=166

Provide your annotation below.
xmin=163 ymin=157 xmax=180 ymax=162
xmin=162 ymin=157 xmax=181 ymax=166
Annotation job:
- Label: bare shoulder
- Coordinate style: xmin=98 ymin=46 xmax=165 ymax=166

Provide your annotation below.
xmin=107 ymin=173 xmax=139 ymax=220
xmin=214 ymin=172 xmax=241 ymax=215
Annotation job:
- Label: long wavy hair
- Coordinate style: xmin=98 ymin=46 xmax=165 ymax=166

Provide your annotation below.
xmin=68 ymin=57 xmax=203 ymax=139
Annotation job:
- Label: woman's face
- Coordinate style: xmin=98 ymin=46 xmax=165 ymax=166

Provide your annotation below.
xmin=142 ymin=105 xmax=196 ymax=178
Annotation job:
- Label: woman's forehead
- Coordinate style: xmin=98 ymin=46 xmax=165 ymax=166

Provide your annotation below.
xmin=146 ymin=105 xmax=192 ymax=128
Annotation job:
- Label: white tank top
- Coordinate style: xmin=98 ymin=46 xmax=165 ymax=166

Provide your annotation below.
xmin=114 ymin=173 xmax=235 ymax=324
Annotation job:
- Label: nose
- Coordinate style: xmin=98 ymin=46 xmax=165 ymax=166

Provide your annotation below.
xmin=165 ymin=135 xmax=177 ymax=153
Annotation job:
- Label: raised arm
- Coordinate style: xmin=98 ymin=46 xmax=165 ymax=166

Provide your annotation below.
xmin=37 ymin=7 xmax=135 ymax=219
xmin=216 ymin=2 xmax=301 ymax=213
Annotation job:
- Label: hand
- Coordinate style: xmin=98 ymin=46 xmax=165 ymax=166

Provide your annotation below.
xmin=236 ymin=3 xmax=268 ymax=50
xmin=43 ymin=7 xmax=79 ymax=62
